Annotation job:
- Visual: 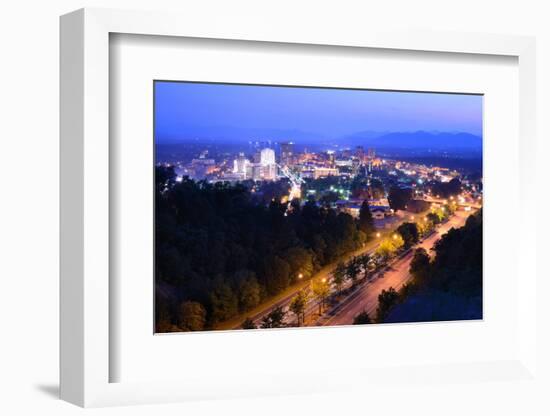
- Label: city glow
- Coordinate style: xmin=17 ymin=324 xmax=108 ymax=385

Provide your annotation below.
xmin=154 ymin=81 xmax=483 ymax=332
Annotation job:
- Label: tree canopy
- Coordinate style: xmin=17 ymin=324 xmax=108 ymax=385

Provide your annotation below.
xmin=397 ymin=222 xmax=420 ymax=248
xmin=155 ymin=167 xmax=371 ymax=330
xmin=388 ymin=186 xmax=412 ymax=212
xmin=384 ymin=210 xmax=483 ymax=323
xmin=358 ymin=200 xmax=375 ymax=235
xmin=353 ymin=310 xmax=372 ymax=325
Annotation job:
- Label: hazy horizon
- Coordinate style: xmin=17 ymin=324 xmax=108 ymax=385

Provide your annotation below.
xmin=154 ymin=81 xmax=483 ymax=146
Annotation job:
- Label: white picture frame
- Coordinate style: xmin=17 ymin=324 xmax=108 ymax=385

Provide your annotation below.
xmin=60 ymin=7 xmax=538 ymax=407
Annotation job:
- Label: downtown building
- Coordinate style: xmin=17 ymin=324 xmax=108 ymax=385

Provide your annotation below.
xmin=232 ymin=152 xmax=251 ymax=179
xmin=239 ymin=147 xmax=278 ymax=181
xmin=259 ymin=148 xmax=278 ymax=180
xmin=279 ymin=141 xmax=295 ymax=167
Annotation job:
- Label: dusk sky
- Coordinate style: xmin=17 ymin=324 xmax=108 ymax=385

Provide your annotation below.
xmin=154 ymin=81 xmax=483 ymax=143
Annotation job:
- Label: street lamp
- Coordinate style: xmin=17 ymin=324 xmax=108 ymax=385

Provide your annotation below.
xmin=393 ymin=234 xmax=398 ymax=240
xmin=298 ymin=273 xmax=303 ymax=279
xmin=376 ymin=232 xmax=381 ymax=238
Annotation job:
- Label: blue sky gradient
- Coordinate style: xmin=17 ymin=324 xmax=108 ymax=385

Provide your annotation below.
xmin=154 ymin=81 xmax=483 ymax=143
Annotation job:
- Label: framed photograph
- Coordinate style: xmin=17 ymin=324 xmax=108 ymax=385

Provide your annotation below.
xmin=60 ymin=8 xmax=538 ymax=407
xmin=153 ymin=81 xmax=483 ymax=333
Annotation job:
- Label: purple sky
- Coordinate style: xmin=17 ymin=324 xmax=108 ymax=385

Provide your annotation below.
xmin=154 ymin=81 xmax=483 ymax=143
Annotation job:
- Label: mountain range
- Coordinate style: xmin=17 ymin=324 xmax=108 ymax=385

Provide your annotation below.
xmin=345 ymin=130 xmax=482 ymax=151
xmin=158 ymin=125 xmax=482 ymax=153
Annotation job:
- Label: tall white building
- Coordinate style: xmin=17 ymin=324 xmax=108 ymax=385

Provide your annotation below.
xmin=259 ymin=148 xmax=277 ymax=180
xmin=260 ymin=148 xmax=276 ymax=166
xmin=232 ymin=152 xmax=250 ymax=178
xmin=246 ymin=163 xmax=263 ymax=181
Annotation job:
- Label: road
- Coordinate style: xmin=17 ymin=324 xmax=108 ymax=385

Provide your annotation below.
xmin=217 ymin=205 xmax=474 ymax=330
xmin=215 ymin=207 xmax=432 ymax=330
xmin=321 ymin=210 xmax=471 ymax=326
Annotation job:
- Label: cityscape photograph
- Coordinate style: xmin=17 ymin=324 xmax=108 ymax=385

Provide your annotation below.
xmin=154 ymin=81 xmax=483 ymax=333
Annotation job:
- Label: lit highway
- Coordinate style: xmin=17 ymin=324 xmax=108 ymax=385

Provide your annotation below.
xmin=321 ymin=210 xmax=472 ymax=326
xmin=221 ymin=205 xmax=476 ymax=330
xmin=224 ymin=209 xmax=432 ymax=329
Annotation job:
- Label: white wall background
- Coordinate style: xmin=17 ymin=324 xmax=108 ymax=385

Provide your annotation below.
xmin=0 ymin=1 xmax=548 ymax=415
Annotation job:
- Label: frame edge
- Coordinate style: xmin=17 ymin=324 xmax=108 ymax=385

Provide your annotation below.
xmin=60 ymin=8 xmax=85 ymax=407
xmin=59 ymin=6 xmax=539 ymax=407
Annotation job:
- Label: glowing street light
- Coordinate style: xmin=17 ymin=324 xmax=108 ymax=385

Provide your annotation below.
xmin=410 ymin=215 xmax=415 ymax=221
xmin=376 ymin=232 xmax=381 ymax=238
xmin=298 ymin=273 xmax=304 ymax=279
xmin=393 ymin=234 xmax=398 ymax=240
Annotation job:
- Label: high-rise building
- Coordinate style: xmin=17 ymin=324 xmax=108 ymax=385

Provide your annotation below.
xmin=260 ymin=148 xmax=276 ymax=166
xmin=233 ymin=152 xmax=250 ymax=178
xmin=325 ymin=150 xmax=336 ymax=167
xmin=367 ymin=148 xmax=376 ymax=173
xmin=280 ymin=142 xmax=295 ymax=166
xmin=247 ymin=163 xmax=264 ymax=181
xmin=355 ymin=146 xmax=365 ymax=161
xmin=258 ymin=148 xmax=277 ymax=180
xmin=262 ymin=164 xmax=278 ymax=181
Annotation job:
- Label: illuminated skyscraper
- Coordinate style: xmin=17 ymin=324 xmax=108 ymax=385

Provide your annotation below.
xmin=260 ymin=148 xmax=276 ymax=165
xmin=233 ymin=152 xmax=250 ymax=178
xmin=367 ymin=148 xmax=376 ymax=173
xmin=247 ymin=163 xmax=263 ymax=181
xmin=280 ymin=142 xmax=295 ymax=166
xmin=259 ymin=148 xmax=277 ymax=180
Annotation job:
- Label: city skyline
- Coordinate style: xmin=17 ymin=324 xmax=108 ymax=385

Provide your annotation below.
xmin=154 ymin=81 xmax=483 ymax=145
xmin=154 ymin=81 xmax=483 ymax=333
